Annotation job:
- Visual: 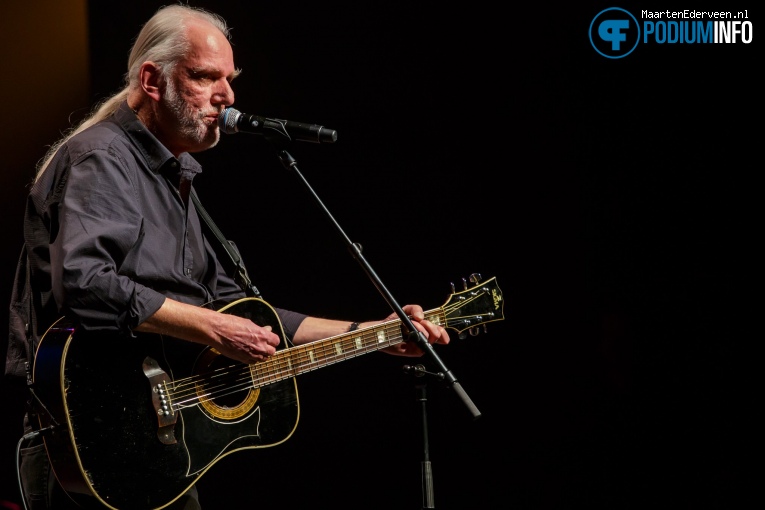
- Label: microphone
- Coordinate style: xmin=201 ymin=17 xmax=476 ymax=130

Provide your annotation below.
xmin=218 ymin=107 xmax=337 ymax=143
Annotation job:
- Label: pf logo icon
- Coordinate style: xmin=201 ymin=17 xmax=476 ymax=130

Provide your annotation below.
xmin=589 ymin=7 xmax=640 ymax=58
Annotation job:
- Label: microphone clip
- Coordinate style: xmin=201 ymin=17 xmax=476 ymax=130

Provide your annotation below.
xmin=402 ymin=364 xmax=445 ymax=381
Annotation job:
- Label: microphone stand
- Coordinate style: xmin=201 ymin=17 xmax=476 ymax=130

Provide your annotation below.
xmin=403 ymin=364 xmax=445 ymax=509
xmin=273 ymin=147 xmax=481 ymax=420
xmin=262 ymin=134 xmax=480 ymax=509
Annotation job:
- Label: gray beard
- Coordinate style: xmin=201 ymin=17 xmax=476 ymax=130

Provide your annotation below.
xmin=164 ymin=80 xmax=220 ymax=151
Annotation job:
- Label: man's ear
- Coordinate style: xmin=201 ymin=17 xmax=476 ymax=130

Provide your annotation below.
xmin=138 ymin=61 xmax=163 ymax=102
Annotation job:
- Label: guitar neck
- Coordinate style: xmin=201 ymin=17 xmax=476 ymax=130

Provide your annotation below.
xmin=249 ymin=308 xmax=445 ymax=387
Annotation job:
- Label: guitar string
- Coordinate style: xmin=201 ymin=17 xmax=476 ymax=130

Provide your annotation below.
xmin=167 ymin=320 xmax=413 ymax=409
xmin=169 ymin=323 xmax=418 ymax=406
xmin=169 ymin=290 xmax=490 ymax=408
xmin=168 ymin=293 xmax=488 ymax=408
xmin=166 ymin=287 xmax=494 ymax=408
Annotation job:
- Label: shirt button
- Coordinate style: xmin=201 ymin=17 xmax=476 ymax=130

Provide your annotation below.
xmin=185 ymin=268 xmax=191 ymax=276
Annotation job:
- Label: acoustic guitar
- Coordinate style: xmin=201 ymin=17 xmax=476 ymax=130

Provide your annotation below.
xmin=32 ymin=275 xmax=504 ymax=509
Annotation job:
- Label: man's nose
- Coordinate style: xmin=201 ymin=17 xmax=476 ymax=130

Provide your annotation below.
xmin=213 ymin=80 xmax=234 ymax=106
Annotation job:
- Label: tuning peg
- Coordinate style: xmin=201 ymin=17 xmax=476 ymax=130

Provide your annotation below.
xmin=468 ymin=323 xmax=490 ymax=336
xmin=469 ymin=273 xmax=482 ymax=284
xmin=450 ymin=281 xmax=456 ymax=293
xmin=462 ymin=277 xmax=468 ymax=290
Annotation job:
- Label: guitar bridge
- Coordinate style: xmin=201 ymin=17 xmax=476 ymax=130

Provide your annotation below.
xmin=142 ymin=357 xmax=178 ymax=445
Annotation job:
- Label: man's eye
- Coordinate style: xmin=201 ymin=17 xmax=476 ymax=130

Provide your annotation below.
xmin=190 ymin=71 xmax=209 ymax=81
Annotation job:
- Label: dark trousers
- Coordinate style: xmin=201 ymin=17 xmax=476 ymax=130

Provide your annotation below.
xmin=18 ymin=414 xmax=201 ymax=510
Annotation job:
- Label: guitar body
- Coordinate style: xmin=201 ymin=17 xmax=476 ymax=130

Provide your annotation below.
xmin=33 ymin=298 xmax=298 ymax=510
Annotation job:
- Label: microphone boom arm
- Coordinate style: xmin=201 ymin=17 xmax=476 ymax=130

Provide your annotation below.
xmin=274 ymin=148 xmax=481 ymax=420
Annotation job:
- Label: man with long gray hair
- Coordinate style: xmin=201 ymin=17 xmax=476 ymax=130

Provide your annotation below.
xmin=7 ymin=4 xmax=449 ymax=509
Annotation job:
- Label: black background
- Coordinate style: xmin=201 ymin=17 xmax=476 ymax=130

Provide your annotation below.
xmin=0 ymin=1 xmax=757 ymax=509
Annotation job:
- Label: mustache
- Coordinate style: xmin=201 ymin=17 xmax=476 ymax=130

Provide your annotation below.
xmin=197 ymin=107 xmax=224 ymax=119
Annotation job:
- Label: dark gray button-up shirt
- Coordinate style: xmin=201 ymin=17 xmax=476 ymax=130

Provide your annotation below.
xmin=6 ymin=101 xmax=305 ymax=380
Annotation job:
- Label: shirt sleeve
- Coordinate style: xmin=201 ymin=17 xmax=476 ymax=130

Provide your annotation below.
xmin=50 ymin=145 xmax=166 ymax=333
xmin=275 ymin=308 xmax=308 ymax=342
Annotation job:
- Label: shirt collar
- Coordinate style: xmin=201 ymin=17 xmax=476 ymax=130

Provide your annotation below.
xmin=114 ymin=101 xmax=203 ymax=181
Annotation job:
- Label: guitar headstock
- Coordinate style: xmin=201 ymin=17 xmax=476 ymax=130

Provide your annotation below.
xmin=442 ymin=273 xmax=504 ymax=339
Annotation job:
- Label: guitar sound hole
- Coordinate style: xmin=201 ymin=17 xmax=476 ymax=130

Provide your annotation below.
xmin=196 ymin=350 xmax=260 ymax=418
